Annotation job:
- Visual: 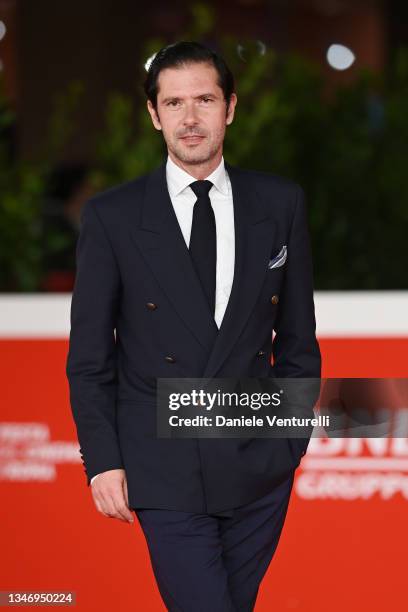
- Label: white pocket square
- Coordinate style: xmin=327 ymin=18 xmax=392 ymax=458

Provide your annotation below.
xmin=268 ymin=245 xmax=287 ymax=269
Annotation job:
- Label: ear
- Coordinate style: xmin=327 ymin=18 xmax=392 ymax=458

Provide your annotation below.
xmin=147 ymin=100 xmax=162 ymax=131
xmin=226 ymin=93 xmax=237 ymax=126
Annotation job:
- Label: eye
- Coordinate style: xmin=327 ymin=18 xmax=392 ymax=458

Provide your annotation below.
xmin=167 ymin=100 xmax=181 ymax=107
xmin=201 ymin=97 xmax=213 ymax=103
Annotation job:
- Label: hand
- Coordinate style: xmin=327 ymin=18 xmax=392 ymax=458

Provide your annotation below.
xmin=90 ymin=469 xmax=134 ymax=523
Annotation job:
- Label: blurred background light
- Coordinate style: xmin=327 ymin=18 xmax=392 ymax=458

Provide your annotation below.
xmin=326 ymin=43 xmax=356 ymax=70
xmin=236 ymin=39 xmax=267 ymax=62
xmin=0 ymin=20 xmax=7 ymax=41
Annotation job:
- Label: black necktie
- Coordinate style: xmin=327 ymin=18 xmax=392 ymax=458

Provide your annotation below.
xmin=189 ymin=180 xmax=216 ymax=315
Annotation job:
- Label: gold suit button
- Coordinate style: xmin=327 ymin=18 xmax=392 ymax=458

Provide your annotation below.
xmin=146 ymin=302 xmax=157 ymax=310
xmin=257 ymin=350 xmax=266 ymax=356
xmin=165 ymin=355 xmax=176 ymax=363
xmin=271 ymin=295 xmax=279 ymax=305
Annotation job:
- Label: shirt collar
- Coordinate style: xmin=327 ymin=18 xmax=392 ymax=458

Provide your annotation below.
xmin=166 ymin=154 xmax=229 ymax=198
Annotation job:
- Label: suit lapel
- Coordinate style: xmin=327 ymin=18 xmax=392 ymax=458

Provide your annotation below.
xmin=129 ymin=158 xmax=276 ymax=375
xmin=130 ymin=160 xmax=219 ymax=354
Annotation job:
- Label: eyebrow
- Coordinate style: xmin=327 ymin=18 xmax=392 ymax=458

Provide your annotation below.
xmin=161 ymin=93 xmax=218 ymax=104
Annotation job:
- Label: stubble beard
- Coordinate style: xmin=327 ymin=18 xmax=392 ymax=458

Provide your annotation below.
xmin=167 ymin=132 xmax=223 ymax=166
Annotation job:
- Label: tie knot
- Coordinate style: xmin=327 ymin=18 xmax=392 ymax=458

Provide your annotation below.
xmin=189 ymin=180 xmax=213 ymax=199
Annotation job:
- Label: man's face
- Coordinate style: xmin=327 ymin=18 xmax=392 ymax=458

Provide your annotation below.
xmin=147 ymin=62 xmax=237 ymax=166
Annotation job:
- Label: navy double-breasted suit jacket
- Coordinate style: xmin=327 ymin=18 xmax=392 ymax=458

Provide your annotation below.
xmin=66 ymin=158 xmax=321 ymax=514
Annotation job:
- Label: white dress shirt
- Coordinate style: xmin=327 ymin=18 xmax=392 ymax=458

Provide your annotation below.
xmin=90 ymin=154 xmax=235 ymax=486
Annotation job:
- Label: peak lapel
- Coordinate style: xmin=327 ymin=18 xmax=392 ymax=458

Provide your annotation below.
xmin=202 ymin=161 xmax=276 ymax=378
xmin=129 ymin=160 xmax=218 ymax=353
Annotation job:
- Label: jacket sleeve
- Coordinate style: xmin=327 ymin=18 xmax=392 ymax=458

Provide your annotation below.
xmin=66 ymin=199 xmax=124 ymax=486
xmin=272 ymin=184 xmax=321 ymax=379
xmin=271 ymin=185 xmax=321 ymax=457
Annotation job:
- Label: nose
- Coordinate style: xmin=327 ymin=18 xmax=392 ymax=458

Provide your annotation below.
xmin=182 ymin=102 xmax=199 ymax=126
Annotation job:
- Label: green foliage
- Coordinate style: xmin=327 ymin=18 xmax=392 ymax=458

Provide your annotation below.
xmin=89 ymin=91 xmax=165 ymax=191
xmin=0 ymin=79 xmax=83 ymax=290
xmin=1 ymin=1 xmax=407 ymax=290
xmin=89 ymin=25 xmax=408 ymax=289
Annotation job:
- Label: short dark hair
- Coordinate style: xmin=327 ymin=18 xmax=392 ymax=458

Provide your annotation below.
xmin=144 ymin=41 xmax=235 ymax=111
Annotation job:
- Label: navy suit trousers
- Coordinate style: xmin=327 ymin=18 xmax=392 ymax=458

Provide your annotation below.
xmin=135 ymin=470 xmax=295 ymax=611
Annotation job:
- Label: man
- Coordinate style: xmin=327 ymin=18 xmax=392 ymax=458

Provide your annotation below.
xmin=66 ymin=41 xmax=321 ymax=611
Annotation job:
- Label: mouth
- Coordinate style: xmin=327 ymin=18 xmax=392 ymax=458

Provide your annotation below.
xmin=180 ymin=135 xmax=205 ymax=144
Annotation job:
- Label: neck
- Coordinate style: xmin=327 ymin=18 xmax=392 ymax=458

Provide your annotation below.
xmin=168 ymin=151 xmax=223 ymax=180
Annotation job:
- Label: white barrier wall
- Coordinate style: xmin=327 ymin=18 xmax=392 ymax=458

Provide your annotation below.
xmin=0 ymin=291 xmax=407 ymax=337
